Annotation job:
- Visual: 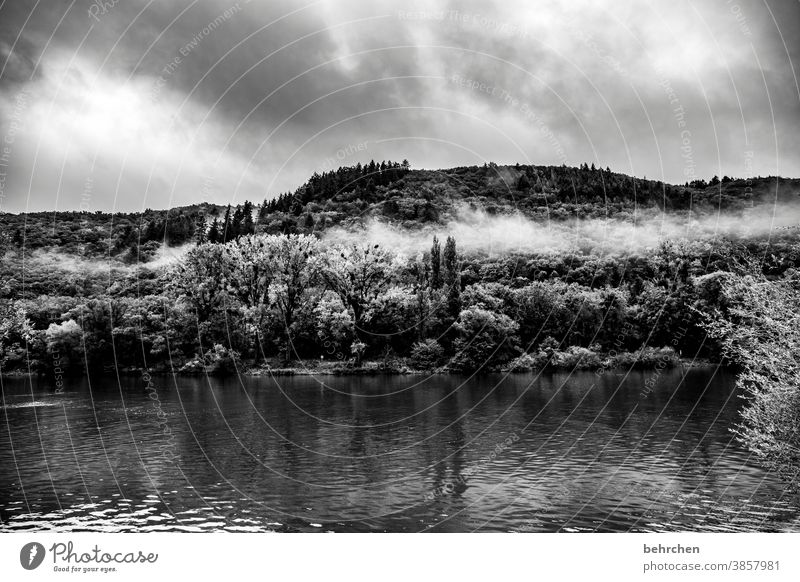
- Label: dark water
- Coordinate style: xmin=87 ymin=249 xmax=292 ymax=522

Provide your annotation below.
xmin=1 ymin=367 xmax=798 ymax=532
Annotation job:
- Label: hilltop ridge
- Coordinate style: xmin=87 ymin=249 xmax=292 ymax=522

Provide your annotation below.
xmin=1 ymin=162 xmax=797 ymax=261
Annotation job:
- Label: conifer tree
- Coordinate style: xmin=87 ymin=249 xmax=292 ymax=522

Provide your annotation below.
xmin=207 ymin=218 xmax=220 ymax=243
xmin=194 ymin=214 xmax=207 ymax=245
xmin=221 ymin=205 xmax=232 ymax=242
xmin=430 ymin=235 xmax=442 ymax=289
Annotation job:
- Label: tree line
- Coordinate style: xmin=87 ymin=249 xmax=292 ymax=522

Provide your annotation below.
xmin=5 ymin=230 xmax=798 ymax=376
xmin=3 ymin=162 xmax=786 ymax=265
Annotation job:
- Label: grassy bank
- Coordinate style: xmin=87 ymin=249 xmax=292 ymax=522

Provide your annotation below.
xmin=198 ymin=346 xmax=706 ymax=376
xmin=3 ymin=348 xmax=717 ymax=380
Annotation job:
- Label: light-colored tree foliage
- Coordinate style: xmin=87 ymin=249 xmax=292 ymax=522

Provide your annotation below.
xmin=701 ymin=269 xmax=800 ymax=484
xmin=318 ymin=243 xmax=396 ymax=339
xmin=172 ymin=243 xmax=233 ymax=321
xmin=268 ymin=235 xmax=321 ymax=359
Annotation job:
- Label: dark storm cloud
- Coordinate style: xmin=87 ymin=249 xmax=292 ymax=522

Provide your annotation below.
xmin=0 ymin=0 xmax=798 ymax=212
xmin=0 ymin=36 xmax=38 ymax=85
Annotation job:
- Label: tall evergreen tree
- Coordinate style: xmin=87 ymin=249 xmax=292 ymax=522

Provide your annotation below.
xmin=231 ymin=206 xmax=244 ymax=240
xmin=221 ymin=205 xmax=232 ymax=243
xmin=194 ymin=214 xmax=207 ymax=245
xmin=430 ymin=235 xmax=442 ymax=289
xmin=443 ymin=236 xmax=461 ymax=317
xmin=207 ymin=218 xmax=220 ymax=243
xmin=242 ymin=200 xmax=255 ymax=235
xmin=258 ymin=200 xmax=270 ymax=223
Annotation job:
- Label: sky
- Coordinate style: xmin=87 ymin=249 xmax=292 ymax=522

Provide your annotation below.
xmin=0 ymin=0 xmax=798 ymax=212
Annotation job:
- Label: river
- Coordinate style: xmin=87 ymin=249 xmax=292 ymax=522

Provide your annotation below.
xmin=1 ymin=366 xmax=798 ymax=532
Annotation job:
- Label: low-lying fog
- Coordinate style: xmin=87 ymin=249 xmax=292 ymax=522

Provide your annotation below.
xmin=325 ymin=204 xmax=800 ymax=255
xmin=10 ymin=203 xmax=799 ymax=275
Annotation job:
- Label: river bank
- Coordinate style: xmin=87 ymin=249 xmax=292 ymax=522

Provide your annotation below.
xmin=239 ymin=353 xmax=718 ymax=377
xmin=1 ymin=350 xmax=719 ymax=379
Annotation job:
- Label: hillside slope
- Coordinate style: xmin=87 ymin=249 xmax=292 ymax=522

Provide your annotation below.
xmin=1 ymin=163 xmax=798 ymax=261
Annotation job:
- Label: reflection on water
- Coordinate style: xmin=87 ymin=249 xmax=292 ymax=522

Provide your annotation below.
xmin=1 ymin=367 xmax=798 ymax=532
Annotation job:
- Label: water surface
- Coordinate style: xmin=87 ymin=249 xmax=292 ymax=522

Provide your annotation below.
xmin=1 ymin=367 xmax=798 ymax=532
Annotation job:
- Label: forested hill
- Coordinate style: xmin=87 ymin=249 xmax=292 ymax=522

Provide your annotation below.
xmin=1 ymin=161 xmax=797 ymax=261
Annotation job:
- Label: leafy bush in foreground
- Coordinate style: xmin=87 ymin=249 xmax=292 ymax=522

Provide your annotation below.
xmin=701 ymin=269 xmax=800 ymax=485
xmin=410 ymin=339 xmax=445 ymax=370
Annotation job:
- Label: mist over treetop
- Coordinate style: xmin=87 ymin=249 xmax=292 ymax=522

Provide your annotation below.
xmin=1 ymin=162 xmax=798 ymax=263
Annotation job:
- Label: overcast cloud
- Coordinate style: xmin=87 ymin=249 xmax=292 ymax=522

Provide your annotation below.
xmin=0 ymin=0 xmax=798 ymax=212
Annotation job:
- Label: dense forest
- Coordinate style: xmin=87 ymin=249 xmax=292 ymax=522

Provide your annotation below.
xmin=2 ymin=161 xmax=796 ymax=262
xmin=1 ymin=161 xmax=798 ymax=378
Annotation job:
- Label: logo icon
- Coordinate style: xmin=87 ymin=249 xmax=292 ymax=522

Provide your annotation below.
xmin=20 ymin=542 xmax=46 ymax=570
